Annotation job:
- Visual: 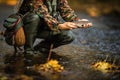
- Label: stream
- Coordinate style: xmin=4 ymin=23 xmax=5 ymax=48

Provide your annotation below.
xmin=0 ymin=5 xmax=120 ymax=80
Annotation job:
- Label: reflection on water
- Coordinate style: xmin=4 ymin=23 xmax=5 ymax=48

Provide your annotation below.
xmin=3 ymin=52 xmax=70 ymax=80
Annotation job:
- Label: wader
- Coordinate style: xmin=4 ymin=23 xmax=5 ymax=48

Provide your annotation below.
xmin=22 ymin=0 xmax=75 ymax=65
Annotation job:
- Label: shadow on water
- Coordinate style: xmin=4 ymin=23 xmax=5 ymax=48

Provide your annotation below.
xmin=3 ymin=52 xmax=70 ymax=80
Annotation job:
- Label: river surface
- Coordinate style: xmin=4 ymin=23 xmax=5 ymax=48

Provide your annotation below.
xmin=0 ymin=5 xmax=120 ymax=80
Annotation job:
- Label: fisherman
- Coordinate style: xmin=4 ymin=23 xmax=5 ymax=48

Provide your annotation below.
xmin=17 ymin=0 xmax=92 ymax=66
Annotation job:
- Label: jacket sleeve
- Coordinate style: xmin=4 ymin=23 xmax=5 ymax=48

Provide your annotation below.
xmin=58 ymin=0 xmax=80 ymax=22
xmin=33 ymin=0 xmax=59 ymax=31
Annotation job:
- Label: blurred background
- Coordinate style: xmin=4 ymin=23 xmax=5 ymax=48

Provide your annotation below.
xmin=0 ymin=0 xmax=17 ymax=5
xmin=0 ymin=0 xmax=120 ymax=80
xmin=70 ymin=0 xmax=120 ymax=17
xmin=0 ymin=0 xmax=120 ymax=17
xmin=0 ymin=0 xmax=120 ymax=28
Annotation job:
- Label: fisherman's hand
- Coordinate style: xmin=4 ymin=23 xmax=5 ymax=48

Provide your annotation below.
xmin=58 ymin=22 xmax=77 ymax=30
xmin=76 ymin=19 xmax=92 ymax=28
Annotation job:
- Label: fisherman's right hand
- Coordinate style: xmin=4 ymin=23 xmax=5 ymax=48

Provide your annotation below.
xmin=58 ymin=22 xmax=77 ymax=30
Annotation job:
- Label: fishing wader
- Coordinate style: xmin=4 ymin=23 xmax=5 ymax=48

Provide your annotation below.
xmin=23 ymin=12 xmax=74 ymax=66
xmin=22 ymin=0 xmax=75 ymax=66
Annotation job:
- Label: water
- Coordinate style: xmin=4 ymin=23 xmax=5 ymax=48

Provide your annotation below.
xmin=73 ymin=27 xmax=120 ymax=53
xmin=73 ymin=12 xmax=120 ymax=54
xmin=0 ymin=5 xmax=120 ymax=80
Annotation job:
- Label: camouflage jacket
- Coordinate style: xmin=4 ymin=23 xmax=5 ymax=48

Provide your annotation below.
xmin=19 ymin=0 xmax=80 ymax=31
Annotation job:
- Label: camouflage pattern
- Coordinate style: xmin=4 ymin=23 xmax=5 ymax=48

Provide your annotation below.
xmin=18 ymin=0 xmax=79 ymax=65
xmin=19 ymin=0 xmax=80 ymax=31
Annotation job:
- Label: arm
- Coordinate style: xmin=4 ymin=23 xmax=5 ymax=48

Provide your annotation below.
xmin=58 ymin=0 xmax=80 ymax=22
xmin=33 ymin=0 xmax=60 ymax=31
xmin=58 ymin=0 xmax=92 ymax=28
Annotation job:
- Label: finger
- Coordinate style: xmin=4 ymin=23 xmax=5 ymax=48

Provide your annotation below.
xmin=69 ymin=28 xmax=73 ymax=30
xmin=70 ymin=25 xmax=78 ymax=28
xmin=68 ymin=25 xmax=75 ymax=28
xmin=72 ymin=23 xmax=78 ymax=27
xmin=69 ymin=23 xmax=76 ymax=26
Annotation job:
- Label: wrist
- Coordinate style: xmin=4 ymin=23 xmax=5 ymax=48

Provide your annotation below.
xmin=58 ymin=24 xmax=63 ymax=30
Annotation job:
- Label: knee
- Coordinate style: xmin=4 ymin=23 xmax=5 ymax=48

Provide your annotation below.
xmin=67 ymin=32 xmax=75 ymax=43
xmin=23 ymin=13 xmax=40 ymax=24
xmin=23 ymin=13 xmax=40 ymax=34
xmin=61 ymin=31 xmax=75 ymax=44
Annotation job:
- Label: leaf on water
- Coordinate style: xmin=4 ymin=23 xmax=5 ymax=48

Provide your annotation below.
xmin=92 ymin=61 xmax=119 ymax=73
xmin=34 ymin=60 xmax=64 ymax=73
